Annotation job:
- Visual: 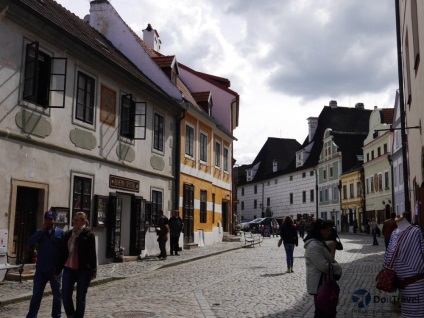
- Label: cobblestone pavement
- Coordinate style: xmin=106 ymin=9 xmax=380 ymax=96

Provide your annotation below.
xmin=0 ymin=233 xmax=402 ymax=317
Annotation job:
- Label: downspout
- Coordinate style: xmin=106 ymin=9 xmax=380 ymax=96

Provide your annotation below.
xmin=261 ymin=181 xmax=265 ymax=217
xmin=315 ymin=166 xmax=319 ymax=219
xmin=175 ymin=108 xmax=186 ymax=210
xmin=395 ymin=0 xmax=412 ymax=220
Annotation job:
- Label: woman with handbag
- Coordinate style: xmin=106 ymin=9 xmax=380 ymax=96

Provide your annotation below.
xmin=383 ymin=213 xmax=424 ymax=318
xmin=304 ymin=219 xmax=342 ymax=318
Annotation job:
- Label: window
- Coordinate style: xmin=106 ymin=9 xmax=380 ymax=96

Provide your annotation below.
xmin=267 ymin=198 xmax=270 ymax=206
xmin=273 ymin=160 xmax=277 ymax=172
xmin=324 ymin=189 xmax=329 ymax=201
xmin=343 ymin=185 xmax=347 ymax=199
xmin=73 ymin=176 xmax=92 ymax=220
xmin=275 ymin=179 xmax=278 ymax=184
xmin=185 ymin=124 xmax=194 ymax=157
xmin=254 ymin=199 xmax=257 ymax=209
xmin=290 ymin=193 xmax=293 ymax=204
xmin=310 ymin=189 xmax=314 ymax=202
xmin=215 ymin=141 xmax=221 ymax=167
xmin=241 ymin=188 xmax=244 ymax=196
xmin=323 ymin=169 xmax=327 ymax=180
xmin=370 ymin=177 xmax=374 ymax=192
xmin=330 ymin=166 xmax=333 ymax=178
xmin=367 ymin=153 xmax=370 ymax=162
xmin=399 ymin=163 xmax=403 ymax=186
xmin=371 ymin=150 xmax=374 ymax=160
xmin=411 ymin=0 xmax=420 ymax=71
xmin=385 ymin=171 xmax=389 ymax=189
xmin=75 ymin=71 xmax=95 ymax=124
xmin=151 ymin=190 xmax=163 ymax=225
xmin=366 ymin=178 xmax=369 ymax=193
xmin=319 ymin=190 xmax=323 ymax=202
xmin=212 ymin=193 xmax=215 ymax=224
xmin=153 ymin=113 xmax=164 ymax=151
xmin=200 ymin=190 xmax=207 ymax=223
xmin=120 ymin=94 xmax=146 ymax=139
xmin=333 ymin=186 xmax=338 ymax=201
xmin=241 ymin=201 xmax=244 ymax=210
xmin=200 ymin=133 xmax=208 ymax=162
xmin=290 ymin=176 xmax=293 ymax=181
xmin=302 ymin=191 xmax=306 ymax=203
xmin=254 ymin=185 xmax=257 ymax=194
xmin=349 ymin=184 xmax=354 ymax=198
xmin=23 ymin=41 xmax=67 ymax=108
xmin=302 ymin=172 xmax=306 ymax=178
xmin=357 ymin=182 xmax=361 ymax=197
xmin=378 ymin=173 xmax=383 ymax=191
xmin=384 ymin=144 xmax=388 ymax=154
xmin=310 ymin=171 xmax=314 ymax=176
xmin=223 ymin=148 xmax=229 ymax=172
xmin=377 ymin=147 xmax=381 ymax=157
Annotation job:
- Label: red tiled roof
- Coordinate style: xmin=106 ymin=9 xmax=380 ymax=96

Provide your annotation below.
xmin=152 ymin=56 xmax=176 ymax=68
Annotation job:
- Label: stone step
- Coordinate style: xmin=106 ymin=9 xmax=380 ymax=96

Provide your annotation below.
xmin=183 ymin=243 xmax=199 ymax=250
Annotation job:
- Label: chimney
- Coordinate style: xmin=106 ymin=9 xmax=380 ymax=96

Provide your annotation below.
xmin=329 ymin=100 xmax=337 ymax=108
xmin=307 ymin=117 xmax=318 ymax=142
xmin=355 ymin=102 xmax=364 ymax=109
xmin=142 ymin=23 xmax=161 ymax=52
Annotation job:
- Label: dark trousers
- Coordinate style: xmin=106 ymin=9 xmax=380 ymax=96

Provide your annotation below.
xmin=26 ymin=270 xmax=62 ymax=318
xmin=372 ymin=230 xmax=378 ymax=245
xmin=170 ymin=236 xmax=180 ymax=255
xmin=62 ymin=267 xmax=92 ymax=318
xmin=158 ymin=238 xmax=167 ymax=257
xmin=384 ymin=236 xmax=390 ymax=249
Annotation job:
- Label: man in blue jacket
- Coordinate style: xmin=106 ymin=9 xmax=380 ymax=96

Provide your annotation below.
xmin=26 ymin=210 xmax=65 ymax=318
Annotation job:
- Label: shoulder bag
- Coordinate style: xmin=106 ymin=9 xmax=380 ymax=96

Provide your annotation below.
xmin=375 ymin=225 xmax=413 ymax=292
xmin=316 ymin=263 xmax=340 ymax=314
xmin=335 ymin=236 xmax=343 ymax=250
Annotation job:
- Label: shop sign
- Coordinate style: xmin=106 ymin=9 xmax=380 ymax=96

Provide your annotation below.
xmin=109 ymin=175 xmax=139 ymax=192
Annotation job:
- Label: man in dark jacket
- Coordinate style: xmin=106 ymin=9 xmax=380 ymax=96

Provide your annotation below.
xmin=26 ymin=210 xmax=65 ymax=318
xmin=156 ymin=210 xmax=169 ymax=259
xmin=168 ymin=210 xmax=183 ymax=256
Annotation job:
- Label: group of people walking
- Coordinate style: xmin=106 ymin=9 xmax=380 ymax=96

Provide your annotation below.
xmin=27 ymin=210 xmax=96 ymax=318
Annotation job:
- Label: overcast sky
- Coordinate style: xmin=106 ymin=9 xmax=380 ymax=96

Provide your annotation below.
xmin=55 ymin=0 xmax=398 ymax=165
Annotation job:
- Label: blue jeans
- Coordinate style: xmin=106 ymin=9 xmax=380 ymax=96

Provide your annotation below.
xmin=27 ymin=270 xmax=62 ymax=318
xmin=62 ymin=267 xmax=92 ymax=318
xmin=284 ymin=244 xmax=295 ymax=268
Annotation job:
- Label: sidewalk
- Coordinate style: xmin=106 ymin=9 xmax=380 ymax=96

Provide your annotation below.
xmin=0 ymin=241 xmax=244 ymax=307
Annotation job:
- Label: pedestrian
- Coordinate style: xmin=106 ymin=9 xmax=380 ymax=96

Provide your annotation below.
xmin=279 ymin=216 xmax=298 ymax=273
xmin=271 ymin=217 xmax=279 ymax=237
xmin=369 ymin=218 xmax=379 ymax=245
xmin=384 ymin=213 xmax=424 ymax=317
xmin=56 ymin=211 xmax=97 ymax=318
xmin=168 ymin=210 xmax=183 ymax=256
xmin=305 ymin=215 xmax=314 ymax=235
xmin=381 ymin=212 xmax=397 ymax=249
xmin=304 ymin=219 xmax=342 ymax=318
xmin=156 ymin=210 xmax=169 ymax=259
xmin=26 ymin=210 xmax=65 ymax=318
xmin=298 ymin=217 xmax=305 ymax=238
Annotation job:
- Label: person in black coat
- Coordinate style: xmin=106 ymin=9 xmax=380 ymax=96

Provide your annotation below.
xmin=280 ymin=216 xmax=298 ymax=273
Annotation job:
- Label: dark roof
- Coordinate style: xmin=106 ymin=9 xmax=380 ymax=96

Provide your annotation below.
xmin=331 ymin=132 xmax=367 ymax=173
xmin=12 ymin=0 xmax=176 ymax=103
xmin=299 ymin=105 xmax=372 ymax=170
xmin=237 ymin=137 xmax=301 ymax=185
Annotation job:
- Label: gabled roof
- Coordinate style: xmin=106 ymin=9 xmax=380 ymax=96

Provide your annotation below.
xmin=152 ymin=56 xmax=177 ymax=70
xmin=237 ymin=137 xmax=301 ymax=185
xmin=380 ymin=108 xmax=394 ymax=124
xmin=11 ymin=0 xmax=174 ymax=103
xmin=298 ymin=105 xmax=372 ymax=170
xmin=191 ymin=92 xmax=212 ymax=103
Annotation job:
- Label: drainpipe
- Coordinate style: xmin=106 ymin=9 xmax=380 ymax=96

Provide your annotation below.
xmin=395 ymin=0 xmax=411 ymax=220
xmin=174 ymin=107 xmax=186 ymax=210
xmin=261 ymin=181 xmax=265 ymax=217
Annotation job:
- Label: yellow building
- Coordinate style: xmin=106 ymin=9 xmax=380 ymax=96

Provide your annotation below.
xmin=340 ymin=167 xmax=365 ymax=232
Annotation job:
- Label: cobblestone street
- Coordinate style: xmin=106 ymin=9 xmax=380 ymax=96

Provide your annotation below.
xmin=0 ymin=233 xmax=401 ymax=317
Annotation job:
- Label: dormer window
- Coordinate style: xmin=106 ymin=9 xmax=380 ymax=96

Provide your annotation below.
xmin=273 ymin=160 xmax=277 ymax=172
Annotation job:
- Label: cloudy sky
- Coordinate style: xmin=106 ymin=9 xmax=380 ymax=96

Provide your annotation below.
xmin=55 ymin=0 xmax=398 ymax=165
